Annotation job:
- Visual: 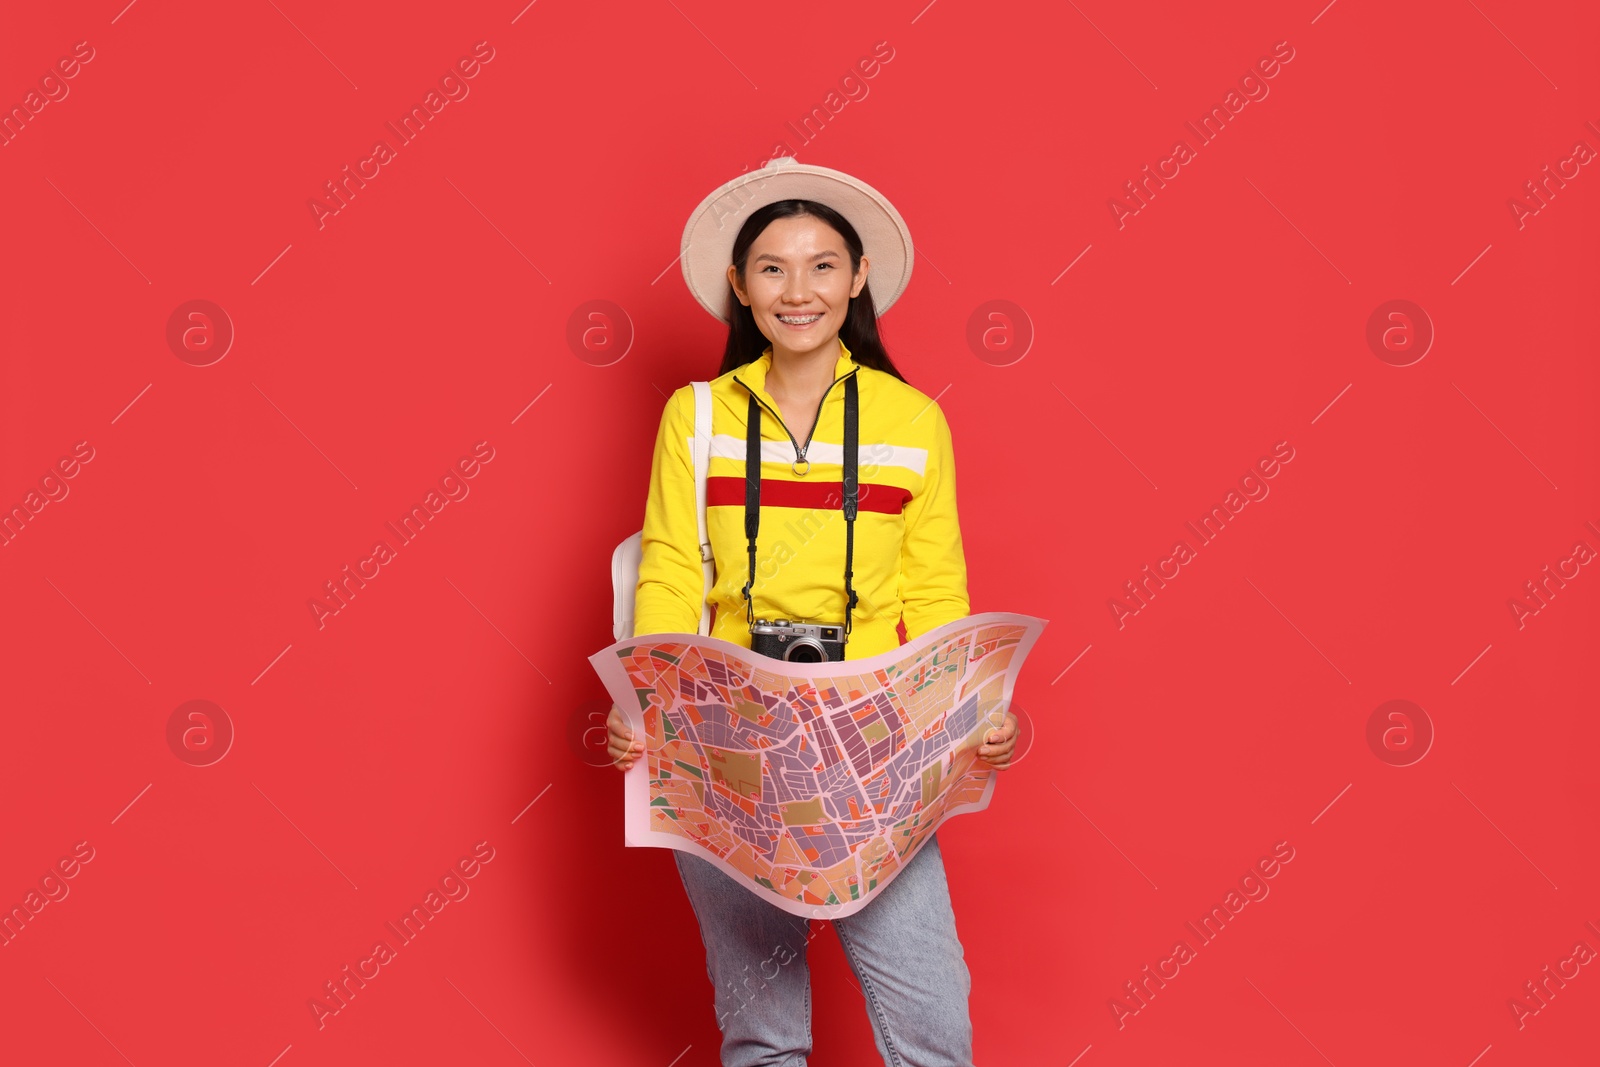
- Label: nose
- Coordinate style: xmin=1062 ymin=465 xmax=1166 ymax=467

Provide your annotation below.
xmin=781 ymin=271 xmax=814 ymax=303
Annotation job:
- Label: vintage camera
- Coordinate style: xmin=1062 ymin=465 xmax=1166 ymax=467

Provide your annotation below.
xmin=750 ymin=618 xmax=846 ymax=662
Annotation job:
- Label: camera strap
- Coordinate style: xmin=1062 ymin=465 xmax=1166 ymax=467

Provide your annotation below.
xmin=741 ymin=373 xmax=860 ymax=640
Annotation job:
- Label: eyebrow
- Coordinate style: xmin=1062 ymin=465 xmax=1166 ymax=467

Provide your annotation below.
xmin=752 ymin=250 xmax=840 ymax=265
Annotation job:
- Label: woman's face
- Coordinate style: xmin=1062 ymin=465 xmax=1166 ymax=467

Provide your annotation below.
xmin=728 ymin=214 xmax=869 ymax=362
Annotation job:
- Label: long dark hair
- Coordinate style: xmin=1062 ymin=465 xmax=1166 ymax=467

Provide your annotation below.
xmin=716 ymin=199 xmax=907 ymax=383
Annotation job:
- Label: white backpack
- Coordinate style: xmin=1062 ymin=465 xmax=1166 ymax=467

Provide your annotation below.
xmin=611 ymin=381 xmax=715 ymax=641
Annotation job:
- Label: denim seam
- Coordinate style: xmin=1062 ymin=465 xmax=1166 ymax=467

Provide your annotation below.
xmin=804 ymin=956 xmax=813 ymax=1052
xmin=833 ymin=919 xmax=903 ymax=1067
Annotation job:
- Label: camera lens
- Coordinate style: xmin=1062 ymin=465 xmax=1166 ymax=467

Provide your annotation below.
xmin=785 ymin=639 xmax=826 ymax=662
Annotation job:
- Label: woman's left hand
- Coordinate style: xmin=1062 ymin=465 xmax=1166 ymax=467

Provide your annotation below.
xmin=976 ymin=711 xmax=1020 ymax=770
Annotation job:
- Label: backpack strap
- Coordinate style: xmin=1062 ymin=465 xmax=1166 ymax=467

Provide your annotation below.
xmin=690 ymin=381 xmax=714 ymax=636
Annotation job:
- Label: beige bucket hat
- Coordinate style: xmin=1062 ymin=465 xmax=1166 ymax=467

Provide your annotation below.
xmin=680 ymin=156 xmax=915 ymax=323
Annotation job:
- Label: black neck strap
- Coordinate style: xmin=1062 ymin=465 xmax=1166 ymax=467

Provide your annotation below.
xmin=741 ymin=374 xmax=860 ymax=640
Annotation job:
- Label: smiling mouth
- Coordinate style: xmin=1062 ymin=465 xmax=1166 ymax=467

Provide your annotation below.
xmin=776 ymin=313 xmax=823 ymax=325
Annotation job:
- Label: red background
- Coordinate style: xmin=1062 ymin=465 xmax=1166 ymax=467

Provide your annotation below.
xmin=2 ymin=1 xmax=1596 ymax=1064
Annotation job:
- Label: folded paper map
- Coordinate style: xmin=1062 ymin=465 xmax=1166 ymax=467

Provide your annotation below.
xmin=587 ymin=612 xmax=1048 ymax=919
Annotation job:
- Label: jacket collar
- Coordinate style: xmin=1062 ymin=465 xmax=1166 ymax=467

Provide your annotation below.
xmin=736 ymin=338 xmax=860 ymax=406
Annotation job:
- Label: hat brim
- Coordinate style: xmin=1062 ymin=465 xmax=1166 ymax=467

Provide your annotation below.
xmin=680 ymin=158 xmax=913 ymax=323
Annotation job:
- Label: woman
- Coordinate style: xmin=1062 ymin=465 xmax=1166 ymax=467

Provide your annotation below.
xmin=608 ymin=158 xmax=1018 ymax=1067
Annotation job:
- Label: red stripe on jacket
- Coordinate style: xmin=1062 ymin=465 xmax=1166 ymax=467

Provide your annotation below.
xmin=705 ymin=475 xmax=912 ymax=514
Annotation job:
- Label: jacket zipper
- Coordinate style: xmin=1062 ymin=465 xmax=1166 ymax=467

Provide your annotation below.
xmin=733 ymin=367 xmax=859 ymax=466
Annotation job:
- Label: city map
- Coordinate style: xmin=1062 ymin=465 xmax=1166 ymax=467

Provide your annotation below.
xmin=588 ymin=612 xmax=1047 ymax=919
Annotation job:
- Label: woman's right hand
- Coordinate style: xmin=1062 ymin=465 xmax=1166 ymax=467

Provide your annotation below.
xmin=606 ymin=703 xmax=644 ymax=771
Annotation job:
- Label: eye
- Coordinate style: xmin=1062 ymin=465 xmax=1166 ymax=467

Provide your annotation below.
xmin=816 ymin=262 xmax=834 ymax=270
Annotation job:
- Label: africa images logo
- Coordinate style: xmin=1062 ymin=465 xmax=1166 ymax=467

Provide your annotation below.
xmin=308 ymin=42 xmax=497 ymax=229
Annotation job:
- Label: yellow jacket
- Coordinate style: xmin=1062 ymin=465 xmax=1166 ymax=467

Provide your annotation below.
xmin=633 ymin=339 xmax=969 ymax=660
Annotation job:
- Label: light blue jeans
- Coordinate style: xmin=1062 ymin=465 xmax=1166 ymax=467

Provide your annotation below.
xmin=673 ymin=833 xmax=975 ymax=1066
